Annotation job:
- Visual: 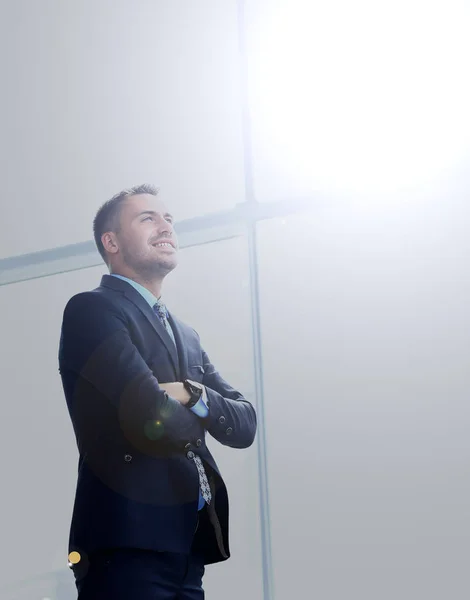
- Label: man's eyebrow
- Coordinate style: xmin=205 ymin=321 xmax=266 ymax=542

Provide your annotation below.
xmin=134 ymin=210 xmax=174 ymax=220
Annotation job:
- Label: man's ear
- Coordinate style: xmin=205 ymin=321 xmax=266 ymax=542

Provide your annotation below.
xmin=102 ymin=232 xmax=119 ymax=255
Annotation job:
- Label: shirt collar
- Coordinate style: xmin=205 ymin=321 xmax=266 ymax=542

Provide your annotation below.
xmin=110 ymin=274 xmax=161 ymax=309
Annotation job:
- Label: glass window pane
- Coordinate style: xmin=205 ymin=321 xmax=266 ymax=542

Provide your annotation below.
xmin=0 ymin=265 xmax=107 ymax=598
xmin=1 ymin=0 xmax=245 ymax=259
xmin=258 ymin=209 xmax=470 ymax=599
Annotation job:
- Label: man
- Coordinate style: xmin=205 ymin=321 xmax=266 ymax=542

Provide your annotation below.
xmin=58 ymin=184 xmax=257 ymax=599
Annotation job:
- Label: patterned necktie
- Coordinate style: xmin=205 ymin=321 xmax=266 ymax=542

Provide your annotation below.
xmin=153 ymin=299 xmax=176 ymax=347
xmin=152 ymin=300 xmax=211 ymax=506
xmin=193 ymin=454 xmax=212 ymax=505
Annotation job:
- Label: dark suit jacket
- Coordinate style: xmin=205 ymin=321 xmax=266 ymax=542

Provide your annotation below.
xmin=58 ymin=274 xmax=257 ymax=565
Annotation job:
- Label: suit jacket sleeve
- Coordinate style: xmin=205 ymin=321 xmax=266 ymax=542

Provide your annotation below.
xmin=59 ymin=291 xmax=204 ymax=452
xmin=200 ymin=348 xmax=257 ymax=449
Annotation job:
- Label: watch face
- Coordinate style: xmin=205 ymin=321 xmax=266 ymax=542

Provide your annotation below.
xmin=187 ymin=380 xmax=203 ymax=394
xmin=184 ymin=379 xmax=203 ymax=408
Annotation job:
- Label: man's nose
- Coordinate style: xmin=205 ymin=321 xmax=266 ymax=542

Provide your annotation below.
xmin=155 ymin=219 xmax=175 ymax=238
xmin=156 ymin=217 xmax=173 ymax=235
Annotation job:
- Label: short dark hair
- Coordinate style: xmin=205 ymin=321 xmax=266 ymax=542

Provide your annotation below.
xmin=93 ymin=183 xmax=159 ymax=262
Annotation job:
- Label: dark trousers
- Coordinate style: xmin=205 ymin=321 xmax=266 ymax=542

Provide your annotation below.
xmin=74 ymin=547 xmax=205 ymax=599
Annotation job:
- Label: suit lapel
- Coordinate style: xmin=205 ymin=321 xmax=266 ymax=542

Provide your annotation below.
xmin=100 ymin=275 xmax=180 ymax=376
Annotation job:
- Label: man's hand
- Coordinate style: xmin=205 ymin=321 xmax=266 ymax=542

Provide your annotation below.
xmin=159 ymin=382 xmax=191 ymax=406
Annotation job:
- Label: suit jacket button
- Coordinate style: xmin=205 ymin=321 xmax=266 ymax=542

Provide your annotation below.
xmin=187 ymin=451 xmax=195 ymax=460
xmin=124 ymin=454 xmax=132 ymax=462
xmin=225 ymin=427 xmax=233 ymax=435
xmin=196 ymin=439 xmax=202 ymax=447
xmin=218 ymin=416 xmax=226 ymax=424
xmin=184 ymin=443 xmax=192 ymax=450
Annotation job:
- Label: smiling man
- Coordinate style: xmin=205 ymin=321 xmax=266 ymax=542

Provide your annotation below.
xmin=58 ymin=184 xmax=257 ymax=599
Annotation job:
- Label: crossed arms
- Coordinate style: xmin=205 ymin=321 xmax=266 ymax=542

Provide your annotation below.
xmin=59 ymin=292 xmax=257 ymax=452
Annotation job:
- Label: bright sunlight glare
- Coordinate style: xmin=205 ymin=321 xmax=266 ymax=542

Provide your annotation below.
xmin=248 ymin=0 xmax=470 ymax=196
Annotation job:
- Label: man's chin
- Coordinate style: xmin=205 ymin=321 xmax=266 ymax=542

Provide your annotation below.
xmin=134 ymin=259 xmax=177 ymax=280
xmin=154 ymin=258 xmax=178 ymax=275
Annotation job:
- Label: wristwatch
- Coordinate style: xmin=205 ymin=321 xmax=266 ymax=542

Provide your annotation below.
xmin=183 ymin=379 xmax=204 ymax=409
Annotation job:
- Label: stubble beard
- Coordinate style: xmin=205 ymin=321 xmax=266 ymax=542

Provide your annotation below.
xmin=122 ymin=245 xmax=177 ymax=281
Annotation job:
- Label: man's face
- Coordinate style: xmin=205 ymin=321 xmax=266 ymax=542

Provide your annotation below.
xmin=113 ymin=193 xmax=179 ymax=277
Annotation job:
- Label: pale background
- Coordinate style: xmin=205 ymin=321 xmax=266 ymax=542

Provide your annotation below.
xmin=1 ymin=1 xmax=470 ymax=599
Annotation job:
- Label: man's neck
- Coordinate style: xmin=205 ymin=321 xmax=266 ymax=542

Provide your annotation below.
xmin=111 ymin=270 xmax=164 ymax=299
